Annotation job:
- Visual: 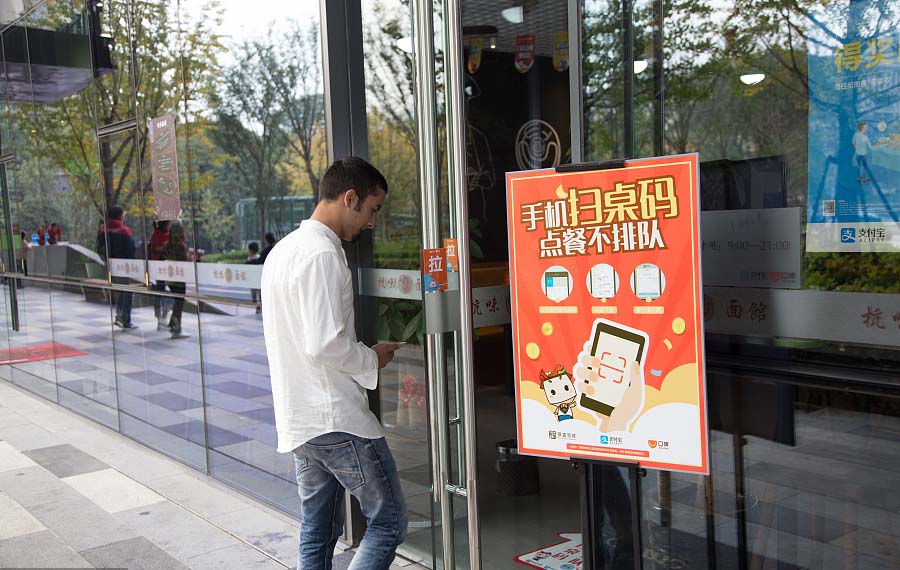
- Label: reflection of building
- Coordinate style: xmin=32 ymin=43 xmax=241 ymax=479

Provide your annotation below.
xmin=235 ymin=196 xmax=316 ymax=248
xmin=0 ymin=1 xmax=898 ymax=570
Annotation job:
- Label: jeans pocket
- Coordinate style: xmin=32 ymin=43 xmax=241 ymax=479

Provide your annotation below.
xmin=308 ymin=440 xmax=366 ymax=491
xmin=293 ymin=454 xmax=308 ymax=480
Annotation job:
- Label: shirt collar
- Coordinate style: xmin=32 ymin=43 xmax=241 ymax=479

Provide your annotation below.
xmin=303 ymin=219 xmax=342 ymax=248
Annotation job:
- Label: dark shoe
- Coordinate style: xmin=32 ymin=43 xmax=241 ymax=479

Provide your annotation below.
xmin=170 ymin=331 xmax=190 ymax=339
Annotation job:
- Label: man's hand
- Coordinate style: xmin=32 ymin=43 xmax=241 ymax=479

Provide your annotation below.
xmin=372 ymin=343 xmax=402 ymax=369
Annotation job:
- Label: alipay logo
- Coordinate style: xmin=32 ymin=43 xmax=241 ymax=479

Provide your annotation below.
xmin=841 ymin=227 xmax=856 ymax=243
xmin=600 ymin=435 xmax=609 ymax=445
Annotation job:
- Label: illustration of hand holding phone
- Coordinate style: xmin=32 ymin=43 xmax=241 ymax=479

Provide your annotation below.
xmin=572 ymin=319 xmax=648 ymax=432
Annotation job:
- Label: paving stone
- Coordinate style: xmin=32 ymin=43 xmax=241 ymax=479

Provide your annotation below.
xmin=116 ymin=501 xmax=240 ymax=559
xmin=0 ymin=492 xmax=46 ymax=540
xmin=80 ymin=535 xmax=191 ymax=570
xmin=210 ymin=507 xmax=299 ymax=564
xmin=0 ymin=440 xmax=38 ymax=472
xmin=29 ymin=493 xmax=139 ymax=551
xmin=0 ymin=422 xmax=65 ymax=451
xmin=0 ymin=465 xmax=84 ymax=507
xmin=0 ymin=530 xmax=91 ymax=568
xmin=184 ymin=544 xmax=288 ymax=570
xmin=148 ymin=472 xmax=251 ymax=518
xmin=63 ymin=467 xmax=166 ymax=513
xmin=23 ymin=442 xmax=109 ymax=478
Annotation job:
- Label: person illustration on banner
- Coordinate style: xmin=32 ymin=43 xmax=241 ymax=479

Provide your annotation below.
xmin=539 ymin=365 xmax=577 ymax=421
xmin=852 ymin=121 xmax=879 ymax=184
xmin=572 ymin=341 xmax=645 ymax=433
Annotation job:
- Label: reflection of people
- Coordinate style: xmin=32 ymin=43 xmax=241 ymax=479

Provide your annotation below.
xmin=258 ymin=232 xmax=277 ymax=264
xmin=161 ymin=222 xmax=189 ymax=339
xmin=150 ymin=220 xmax=172 ymax=330
xmin=98 ymin=205 xmax=137 ymax=330
xmin=16 ymin=230 xmax=30 ymax=288
xmin=48 ymin=223 xmax=62 ymax=244
xmin=853 ymin=121 xmax=878 ymax=183
xmin=262 ymin=157 xmax=406 ymax=570
xmin=246 ymin=241 xmax=261 ymax=313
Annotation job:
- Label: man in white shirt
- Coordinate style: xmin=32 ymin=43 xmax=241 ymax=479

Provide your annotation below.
xmin=262 ymin=157 xmax=405 ymax=570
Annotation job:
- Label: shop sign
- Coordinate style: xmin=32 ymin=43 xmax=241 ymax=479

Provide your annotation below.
xmin=506 ymin=154 xmax=709 ymax=474
xmin=149 ymin=112 xmax=182 ymax=222
xmin=467 ymin=37 xmax=483 ymax=74
xmin=704 ymin=286 xmax=900 ymax=347
xmin=147 ymin=260 xmax=196 ymax=285
xmin=806 ymin=26 xmax=900 ymax=252
xmin=422 ymin=247 xmax=448 ymax=292
xmin=109 ymin=258 xmax=143 ymax=280
xmin=552 ymin=32 xmax=568 ymax=72
xmin=196 ymin=262 xmax=262 ymax=289
xmin=700 ymin=207 xmax=801 ymax=288
xmin=515 ymin=34 xmax=536 ymax=73
xmin=360 ymin=268 xmax=421 ymax=300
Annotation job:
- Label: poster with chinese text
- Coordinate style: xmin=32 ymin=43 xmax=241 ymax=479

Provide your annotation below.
xmin=506 ymin=154 xmax=709 ymax=474
xmin=806 ymin=24 xmax=900 ymax=251
xmin=149 ymin=113 xmax=182 ymax=222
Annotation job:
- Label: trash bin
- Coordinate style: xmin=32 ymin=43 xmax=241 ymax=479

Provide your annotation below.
xmin=495 ymin=439 xmax=539 ymax=496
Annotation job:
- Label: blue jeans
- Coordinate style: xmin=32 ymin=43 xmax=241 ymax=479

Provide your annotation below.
xmin=112 ymin=276 xmax=133 ymax=325
xmin=293 ymin=432 xmax=407 ymax=570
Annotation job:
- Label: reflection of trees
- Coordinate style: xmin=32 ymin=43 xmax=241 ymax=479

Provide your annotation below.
xmin=363 ymin=0 xmax=422 ymax=247
xmin=26 ymin=0 xmax=221 ymax=248
xmin=211 ymin=40 xmax=290 ymax=242
xmin=583 ymin=0 xmax=900 ymax=292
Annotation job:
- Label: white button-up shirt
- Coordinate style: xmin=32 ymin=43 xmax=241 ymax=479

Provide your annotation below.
xmin=262 ymin=219 xmax=383 ymax=453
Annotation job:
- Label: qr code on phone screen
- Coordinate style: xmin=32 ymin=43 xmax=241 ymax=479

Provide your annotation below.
xmin=822 ymin=200 xmax=836 ymax=216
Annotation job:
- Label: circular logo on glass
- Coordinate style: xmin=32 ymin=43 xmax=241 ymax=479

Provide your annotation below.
xmin=515 ymin=119 xmax=561 ymax=170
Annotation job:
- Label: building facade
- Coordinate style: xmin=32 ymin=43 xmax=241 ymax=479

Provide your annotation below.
xmin=1 ymin=0 xmax=899 ymax=569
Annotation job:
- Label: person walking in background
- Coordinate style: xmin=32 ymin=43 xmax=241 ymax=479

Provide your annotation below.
xmin=262 ymin=157 xmax=406 ymax=570
xmin=16 ymin=229 xmax=30 ymax=289
xmin=246 ymin=241 xmax=261 ymax=313
xmin=48 ymin=222 xmax=62 ymax=244
xmin=97 ymin=205 xmax=137 ymax=330
xmin=150 ymin=220 xmax=172 ymax=330
xmin=161 ymin=222 xmax=189 ymax=339
xmin=258 ymin=232 xmax=277 ymax=264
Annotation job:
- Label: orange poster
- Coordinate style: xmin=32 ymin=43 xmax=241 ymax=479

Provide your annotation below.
xmin=506 ymin=154 xmax=709 ymax=474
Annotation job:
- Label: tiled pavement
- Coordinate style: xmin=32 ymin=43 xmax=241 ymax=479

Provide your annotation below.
xmin=0 ymin=379 xmax=426 ymax=570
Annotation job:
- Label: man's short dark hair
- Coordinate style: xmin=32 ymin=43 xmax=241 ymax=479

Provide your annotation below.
xmin=108 ymin=205 xmax=124 ymax=220
xmin=318 ymin=157 xmax=388 ymax=206
xmin=264 ymin=232 xmax=276 ymax=245
xmin=248 ymin=241 xmax=259 ymax=253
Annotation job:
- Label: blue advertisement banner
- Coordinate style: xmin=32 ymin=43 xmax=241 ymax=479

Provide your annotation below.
xmin=807 ymin=25 xmax=900 ymax=251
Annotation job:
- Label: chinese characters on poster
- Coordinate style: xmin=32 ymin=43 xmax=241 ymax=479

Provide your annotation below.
xmin=807 ymin=24 xmax=900 ymax=251
xmin=506 ymin=154 xmax=709 ymax=474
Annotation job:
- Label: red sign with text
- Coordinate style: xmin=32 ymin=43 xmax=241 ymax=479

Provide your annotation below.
xmin=506 ymin=154 xmax=709 ymax=474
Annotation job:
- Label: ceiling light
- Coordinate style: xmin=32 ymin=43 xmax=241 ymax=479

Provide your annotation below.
xmin=501 ymin=6 xmax=524 ymax=24
xmin=490 ymin=35 xmax=497 ymax=49
xmin=396 ymin=36 xmax=413 ymax=54
xmin=740 ymin=73 xmax=765 ymax=85
xmin=633 ymin=60 xmax=648 ymax=74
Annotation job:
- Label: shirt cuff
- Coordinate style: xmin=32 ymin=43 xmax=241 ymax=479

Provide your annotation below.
xmin=351 ymin=346 xmax=379 ymax=390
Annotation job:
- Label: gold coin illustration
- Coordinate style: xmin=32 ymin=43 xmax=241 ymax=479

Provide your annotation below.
xmin=541 ymin=322 xmax=554 ymax=336
xmin=672 ymin=317 xmax=686 ymax=335
xmin=526 ymin=342 xmax=541 ymax=360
